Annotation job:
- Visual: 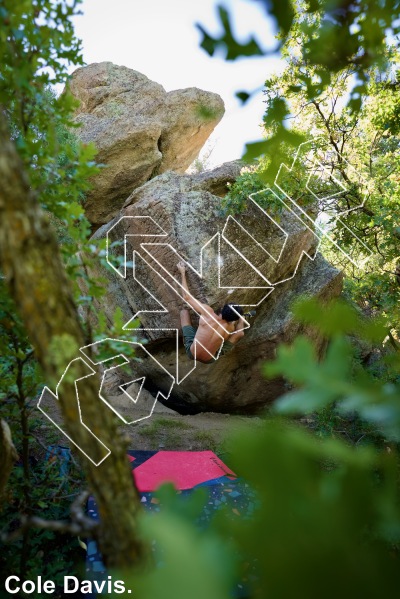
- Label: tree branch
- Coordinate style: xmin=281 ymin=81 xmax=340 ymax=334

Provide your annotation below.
xmin=0 ymin=420 xmax=18 ymax=501
xmin=1 ymin=491 xmax=98 ymax=542
xmin=0 ymin=109 xmax=147 ymax=569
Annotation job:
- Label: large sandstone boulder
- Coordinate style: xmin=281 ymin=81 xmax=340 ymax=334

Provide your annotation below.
xmin=80 ymin=161 xmax=343 ymax=414
xmin=68 ymin=62 xmax=224 ymax=225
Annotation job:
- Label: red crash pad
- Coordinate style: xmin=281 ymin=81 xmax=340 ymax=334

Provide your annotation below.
xmin=132 ymin=450 xmax=236 ymax=492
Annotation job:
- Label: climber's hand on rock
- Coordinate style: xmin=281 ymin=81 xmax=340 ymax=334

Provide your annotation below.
xmin=177 ymin=261 xmax=186 ymax=274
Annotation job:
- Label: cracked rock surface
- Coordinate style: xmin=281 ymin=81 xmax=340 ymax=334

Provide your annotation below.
xmin=68 ymin=62 xmax=224 ymax=225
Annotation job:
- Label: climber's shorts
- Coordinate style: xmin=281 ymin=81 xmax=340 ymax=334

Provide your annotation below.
xmin=182 ymin=325 xmax=236 ymax=364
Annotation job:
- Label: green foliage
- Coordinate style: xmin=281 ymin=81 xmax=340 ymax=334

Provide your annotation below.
xmin=309 ymin=404 xmax=377 ymax=443
xmin=196 ymin=5 xmax=264 ymax=61
xmin=133 ymin=486 xmax=234 ymax=599
xmin=290 ymin=297 xmax=386 ymax=341
xmin=196 ymin=0 xmax=294 ymax=61
xmin=207 ymin=0 xmax=400 ymax=329
xmin=0 ymin=0 xmax=111 ymax=355
xmin=0 ymin=0 xmax=100 ymax=267
xmin=119 ymin=296 xmax=400 ymax=598
xmin=242 ymin=129 xmax=306 ymax=182
xmin=269 ymin=58 xmax=400 ymax=269
xmin=198 ymin=1 xmax=400 ymax=180
xmin=0 ymin=285 xmax=39 ymax=403
xmin=300 ymin=1 xmax=399 ymax=89
xmin=259 ymin=0 xmax=294 ymax=38
xmin=222 ymin=167 xmax=292 ymax=218
xmin=0 ymin=0 xmax=119 ymax=340
xmin=0 ymin=0 xmax=109 ymax=584
xmin=0 ymin=435 xmax=85 ymax=589
xmin=0 ymin=288 xmax=85 ymax=588
xmin=222 ymin=418 xmax=400 ymax=596
xmin=0 ymin=0 xmax=96 ymax=188
xmin=0 ymin=0 xmax=104 ymax=385
xmin=196 ymin=102 xmax=225 ymax=122
xmin=221 ymin=169 xmax=268 ymax=214
xmin=265 ymin=298 xmax=400 ymax=439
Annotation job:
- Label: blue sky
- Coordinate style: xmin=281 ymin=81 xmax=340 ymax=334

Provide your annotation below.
xmin=72 ymin=0 xmax=284 ymax=167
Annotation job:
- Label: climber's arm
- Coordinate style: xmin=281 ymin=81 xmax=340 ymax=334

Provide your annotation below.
xmin=229 ymin=318 xmax=246 ymax=344
xmin=177 ymin=261 xmax=210 ymax=315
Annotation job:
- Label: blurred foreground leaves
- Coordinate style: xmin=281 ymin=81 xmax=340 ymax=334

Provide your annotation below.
xmin=119 ymin=298 xmax=400 ymax=598
xmin=197 ymin=0 xmax=400 ymax=181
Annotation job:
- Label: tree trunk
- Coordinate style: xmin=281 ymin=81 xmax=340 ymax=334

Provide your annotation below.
xmin=0 ymin=111 xmax=146 ymax=569
xmin=0 ymin=419 xmax=18 ymax=501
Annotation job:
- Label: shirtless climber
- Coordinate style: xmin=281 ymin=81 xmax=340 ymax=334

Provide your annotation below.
xmin=177 ymin=261 xmax=246 ymax=364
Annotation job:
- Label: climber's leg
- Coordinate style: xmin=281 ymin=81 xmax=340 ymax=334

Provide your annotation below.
xmin=180 ymin=310 xmax=197 ymax=360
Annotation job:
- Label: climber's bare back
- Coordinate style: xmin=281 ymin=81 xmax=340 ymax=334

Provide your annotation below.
xmin=192 ymin=307 xmax=236 ymax=362
xmin=178 ymin=261 xmax=245 ymax=364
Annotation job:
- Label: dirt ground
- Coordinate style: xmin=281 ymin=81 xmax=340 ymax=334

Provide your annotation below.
xmin=120 ymin=406 xmax=263 ymax=453
xmin=36 ymin=388 xmax=264 ymax=456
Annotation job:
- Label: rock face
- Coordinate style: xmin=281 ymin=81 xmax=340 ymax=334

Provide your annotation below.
xmin=68 ymin=62 xmax=224 ymax=225
xmin=81 ymin=161 xmax=343 ymax=414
